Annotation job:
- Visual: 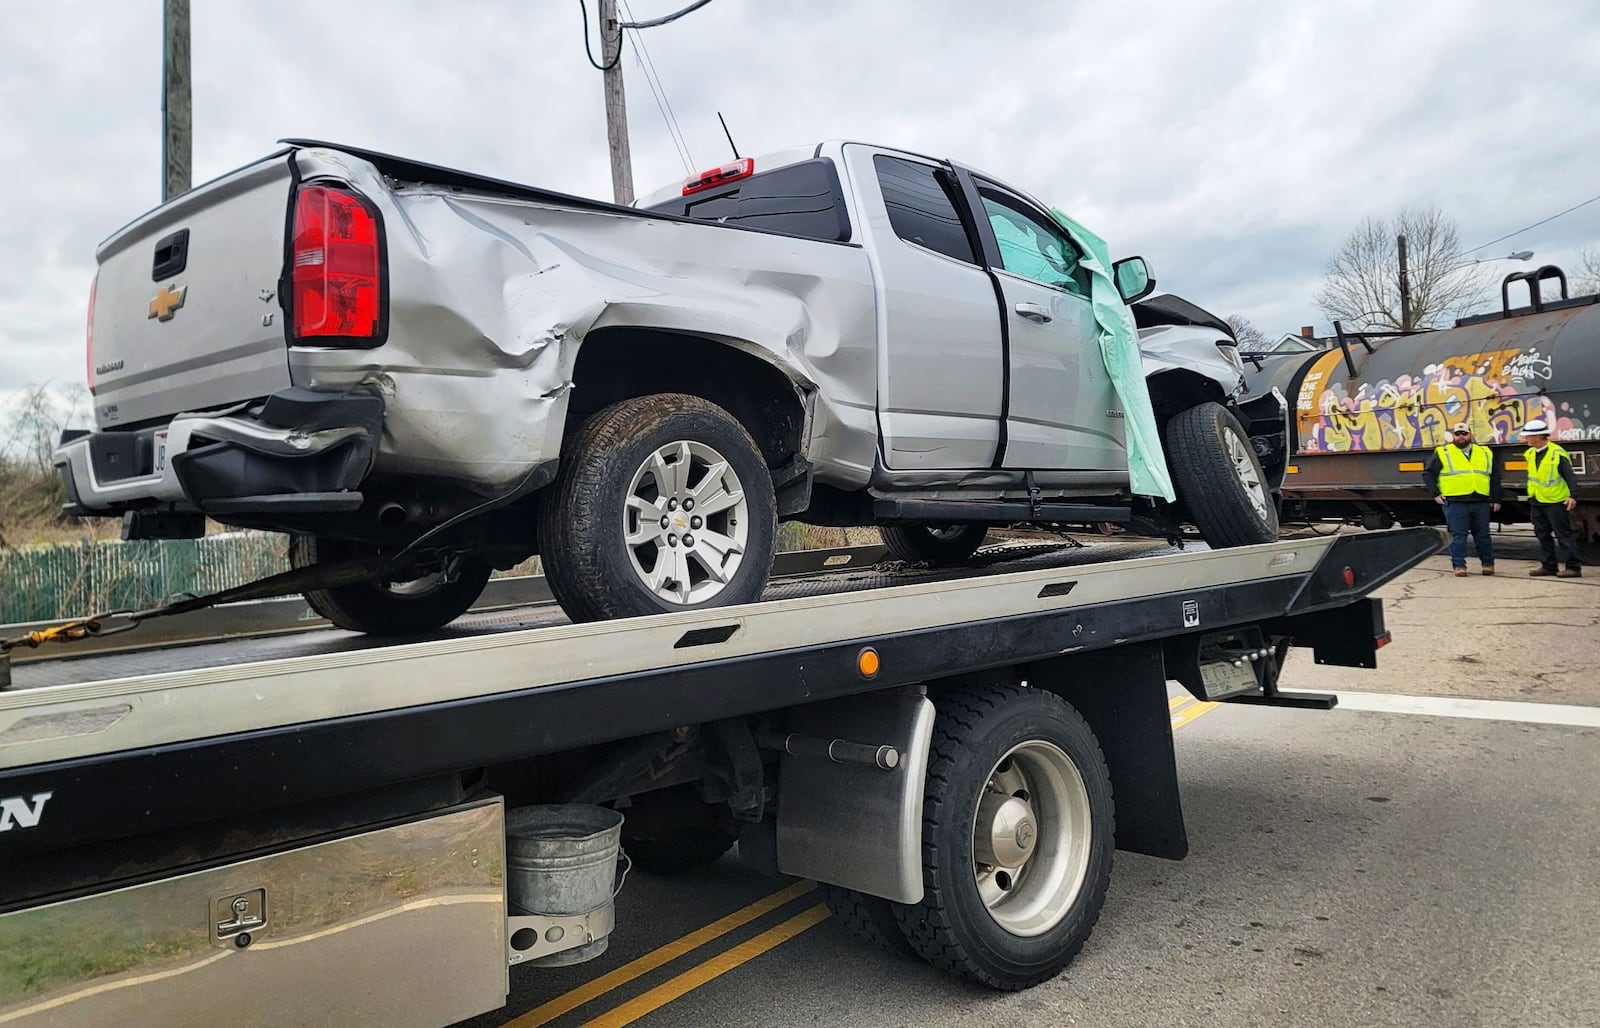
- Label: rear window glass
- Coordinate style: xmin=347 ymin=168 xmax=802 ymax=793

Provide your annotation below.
xmin=646 ymin=158 xmax=851 ymax=243
xmin=873 ymin=155 xmax=977 ymax=264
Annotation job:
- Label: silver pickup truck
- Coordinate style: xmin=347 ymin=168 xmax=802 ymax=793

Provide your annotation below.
xmin=56 ymin=140 xmax=1286 ymax=632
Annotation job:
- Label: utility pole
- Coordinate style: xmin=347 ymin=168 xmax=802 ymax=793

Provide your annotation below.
xmin=599 ymin=0 xmax=635 ymax=205
xmin=1396 ymin=233 xmax=1411 ymax=331
xmin=162 ymin=0 xmax=192 ymax=201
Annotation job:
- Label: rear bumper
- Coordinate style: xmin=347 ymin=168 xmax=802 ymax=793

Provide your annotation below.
xmin=55 ymin=388 xmax=383 ymax=518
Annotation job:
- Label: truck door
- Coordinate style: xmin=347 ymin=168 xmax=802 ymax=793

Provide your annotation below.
xmin=962 ymin=177 xmax=1124 ymax=473
xmin=842 ymin=145 xmax=1004 ymax=470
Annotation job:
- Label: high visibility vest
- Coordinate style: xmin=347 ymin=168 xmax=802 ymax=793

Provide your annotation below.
xmin=1524 ymin=444 xmax=1572 ymax=504
xmin=1435 ymin=444 xmax=1492 ymax=498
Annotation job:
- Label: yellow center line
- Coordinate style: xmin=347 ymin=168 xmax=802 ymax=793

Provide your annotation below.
xmin=1168 ymin=694 xmax=1189 ymax=710
xmin=502 ymin=880 xmax=816 ymax=1027
xmin=1172 ymin=699 xmax=1221 ymax=730
xmin=579 ymin=903 xmax=832 ymax=1028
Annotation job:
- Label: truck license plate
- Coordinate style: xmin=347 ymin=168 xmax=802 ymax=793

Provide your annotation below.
xmin=153 ymin=429 xmax=169 ymax=474
xmin=1199 ymin=659 xmax=1258 ymax=699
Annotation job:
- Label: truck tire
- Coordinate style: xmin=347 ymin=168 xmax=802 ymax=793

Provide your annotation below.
xmin=540 ymin=394 xmax=777 ymax=623
xmin=290 ymin=536 xmax=491 ymax=636
xmin=879 ymin=524 xmax=989 ymax=565
xmin=893 ymin=685 xmax=1115 ymax=991
xmin=820 ymin=885 xmax=919 ymax=959
xmin=619 ymin=785 xmax=740 ymax=875
xmin=1167 ymin=401 xmax=1279 ymax=547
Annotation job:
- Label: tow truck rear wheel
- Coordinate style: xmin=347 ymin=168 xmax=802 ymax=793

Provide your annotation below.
xmin=894 ymin=685 xmax=1114 ymax=990
xmin=1167 ymin=401 xmax=1279 ymax=547
xmin=879 ymin=524 xmax=989 ymax=565
xmin=290 ymin=536 xmax=492 ymax=636
xmin=540 ymin=394 xmax=777 ymax=623
xmin=618 ymin=785 xmax=739 ymax=875
xmin=820 ymin=885 xmax=919 ymax=958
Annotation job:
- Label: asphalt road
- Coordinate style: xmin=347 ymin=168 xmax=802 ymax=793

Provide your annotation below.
xmin=457 ymin=535 xmax=1599 ymax=1028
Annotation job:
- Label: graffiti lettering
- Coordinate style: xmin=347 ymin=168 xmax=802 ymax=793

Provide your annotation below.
xmin=1296 ymin=347 xmax=1590 ymax=454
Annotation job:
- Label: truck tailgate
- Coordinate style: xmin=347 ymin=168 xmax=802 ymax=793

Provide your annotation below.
xmin=90 ymin=151 xmax=297 ymax=428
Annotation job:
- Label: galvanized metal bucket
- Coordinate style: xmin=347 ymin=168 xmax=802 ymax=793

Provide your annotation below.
xmin=505 ymin=804 xmax=626 ymax=967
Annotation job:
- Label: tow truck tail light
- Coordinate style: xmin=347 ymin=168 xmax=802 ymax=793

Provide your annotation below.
xmin=291 ymin=184 xmax=385 ymax=344
xmin=85 ymin=273 xmax=98 ymax=393
xmin=682 ymin=158 xmax=755 ymax=196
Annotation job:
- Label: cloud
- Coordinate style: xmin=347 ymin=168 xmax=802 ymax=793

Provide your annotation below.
xmin=3 ymin=0 xmax=1597 ymax=400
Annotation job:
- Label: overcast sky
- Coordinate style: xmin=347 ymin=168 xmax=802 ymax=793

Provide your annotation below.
xmin=4 ymin=0 xmax=1599 ymax=411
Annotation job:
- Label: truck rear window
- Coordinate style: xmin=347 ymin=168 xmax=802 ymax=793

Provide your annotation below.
xmin=873 ymin=155 xmax=978 ymax=265
xmin=646 ymin=158 xmax=851 ymax=243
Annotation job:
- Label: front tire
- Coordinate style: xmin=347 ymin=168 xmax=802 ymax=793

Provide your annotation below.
xmin=893 ymin=685 xmax=1115 ymax=990
xmin=1166 ymin=401 xmax=1279 ymax=547
xmin=879 ymin=524 xmax=989 ymax=565
xmin=290 ymin=536 xmax=491 ymax=636
xmin=539 ymin=394 xmax=777 ymax=623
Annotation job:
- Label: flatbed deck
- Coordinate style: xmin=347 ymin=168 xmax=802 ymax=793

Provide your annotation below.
xmin=0 ymin=529 xmax=1439 ymax=871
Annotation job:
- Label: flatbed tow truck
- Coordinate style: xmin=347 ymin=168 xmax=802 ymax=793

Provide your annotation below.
xmin=0 ymin=528 xmax=1440 ymax=1026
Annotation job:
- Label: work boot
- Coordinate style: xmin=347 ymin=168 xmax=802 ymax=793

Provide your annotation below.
xmin=1453 ymin=567 xmax=1468 ymax=577
xmin=1529 ymin=567 xmax=1557 ymax=577
xmin=1558 ymin=568 xmax=1582 ymax=578
xmin=1481 ymin=565 xmax=1495 ymax=576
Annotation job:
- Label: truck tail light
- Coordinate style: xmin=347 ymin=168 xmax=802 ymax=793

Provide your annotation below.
xmin=290 ymin=184 xmax=385 ymax=343
xmin=682 ymin=158 xmax=754 ymax=196
xmin=85 ymin=273 xmax=98 ymax=393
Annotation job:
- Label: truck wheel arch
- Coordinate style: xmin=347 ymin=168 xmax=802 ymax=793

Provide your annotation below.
xmin=564 ymin=327 xmax=813 ymax=510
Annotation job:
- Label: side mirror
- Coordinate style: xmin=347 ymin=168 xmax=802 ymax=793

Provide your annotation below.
xmin=1112 ymin=256 xmax=1155 ymax=304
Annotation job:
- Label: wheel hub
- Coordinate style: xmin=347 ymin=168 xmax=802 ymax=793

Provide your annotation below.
xmin=971 ymin=741 xmax=1094 ymax=937
xmin=975 ymin=793 xmax=1037 ymax=868
xmin=623 ymin=439 xmax=750 ymax=606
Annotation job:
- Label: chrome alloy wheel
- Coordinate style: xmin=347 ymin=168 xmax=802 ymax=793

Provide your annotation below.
xmin=623 ymin=439 xmax=750 ymax=605
xmin=1225 ymin=430 xmax=1270 ymax=521
xmin=971 ymin=740 xmax=1094 ymax=937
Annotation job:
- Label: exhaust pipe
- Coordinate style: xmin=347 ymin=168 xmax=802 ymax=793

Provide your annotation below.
xmin=377 ymin=502 xmax=409 ymax=529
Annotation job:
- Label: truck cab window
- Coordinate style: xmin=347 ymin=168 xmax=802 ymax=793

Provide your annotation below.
xmin=873 ymin=154 xmax=978 ymax=264
xmin=978 ymin=189 xmax=1090 ymax=298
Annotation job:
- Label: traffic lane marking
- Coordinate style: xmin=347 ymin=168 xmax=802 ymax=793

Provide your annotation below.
xmin=501 ymin=880 xmax=816 ymax=1027
xmin=579 ymin=904 xmax=831 ymax=1028
xmin=1333 ymin=690 xmax=1600 ymax=727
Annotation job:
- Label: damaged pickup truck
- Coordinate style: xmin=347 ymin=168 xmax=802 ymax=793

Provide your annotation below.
xmin=56 ymin=140 xmax=1286 ymax=631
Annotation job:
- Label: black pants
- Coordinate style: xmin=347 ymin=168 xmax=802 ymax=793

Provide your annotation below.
xmin=1530 ymin=502 xmax=1582 ymax=571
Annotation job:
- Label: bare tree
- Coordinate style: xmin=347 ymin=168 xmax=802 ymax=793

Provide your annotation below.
xmin=1225 ymin=314 xmax=1268 ymax=351
xmin=1315 ymin=205 xmax=1488 ymax=331
xmin=1576 ymin=245 xmax=1600 ymax=296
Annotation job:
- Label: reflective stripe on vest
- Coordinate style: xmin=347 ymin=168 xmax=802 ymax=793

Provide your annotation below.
xmin=1524 ymin=444 xmax=1572 ymax=504
xmin=1435 ymin=444 xmax=1492 ymax=497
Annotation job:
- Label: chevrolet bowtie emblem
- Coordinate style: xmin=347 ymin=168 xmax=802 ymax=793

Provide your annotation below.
xmin=148 ymin=284 xmax=187 ymax=321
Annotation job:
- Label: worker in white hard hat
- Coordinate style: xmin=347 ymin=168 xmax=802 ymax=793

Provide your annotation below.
xmin=1520 ymin=419 xmax=1582 ymax=578
xmin=1424 ymin=422 xmax=1501 ymax=577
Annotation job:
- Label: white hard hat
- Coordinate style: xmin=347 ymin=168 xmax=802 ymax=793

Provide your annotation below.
xmin=1521 ymin=419 xmax=1550 ymax=435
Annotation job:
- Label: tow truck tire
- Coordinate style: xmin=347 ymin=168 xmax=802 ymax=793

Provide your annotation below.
xmin=879 ymin=524 xmax=989 ymax=565
xmin=820 ymin=885 xmax=919 ymax=959
xmin=290 ymin=536 xmax=492 ymax=636
xmin=540 ymin=394 xmax=777 ymax=623
xmin=894 ymin=685 xmax=1114 ymax=991
xmin=1167 ymin=401 xmax=1279 ymax=548
xmin=619 ymin=785 xmax=740 ymax=875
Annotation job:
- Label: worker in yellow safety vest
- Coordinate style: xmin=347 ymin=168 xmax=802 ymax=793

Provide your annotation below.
xmin=1520 ymin=419 xmax=1582 ymax=578
xmin=1424 ymin=422 xmax=1501 ymax=577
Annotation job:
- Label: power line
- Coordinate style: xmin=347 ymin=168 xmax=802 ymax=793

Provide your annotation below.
xmin=619 ymin=0 xmax=714 ymax=29
xmin=621 ymin=0 xmax=694 ymax=173
xmin=1466 ymin=192 xmax=1600 ymax=254
xmin=576 ymin=0 xmax=621 ymax=71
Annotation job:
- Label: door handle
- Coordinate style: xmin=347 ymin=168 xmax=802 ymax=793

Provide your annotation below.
xmin=1014 ymin=301 xmax=1052 ymax=323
